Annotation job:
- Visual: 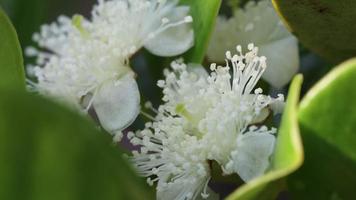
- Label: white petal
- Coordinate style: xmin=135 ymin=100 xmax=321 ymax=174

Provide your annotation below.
xmin=144 ymin=6 xmax=194 ymax=57
xmin=244 ymin=94 xmax=270 ymax=124
xmin=260 ymin=36 xmax=299 ymax=88
xmin=233 ymin=131 xmax=276 ymax=182
xmin=187 ymin=63 xmax=209 ymax=78
xmin=207 ymin=0 xmax=299 ymax=87
xmin=251 ymin=107 xmax=270 ymax=124
xmin=270 ymin=100 xmax=285 ymax=115
xmin=93 ymin=73 xmax=140 ymax=135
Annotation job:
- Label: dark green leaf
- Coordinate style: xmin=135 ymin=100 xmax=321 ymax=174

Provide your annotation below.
xmin=227 ymin=75 xmax=304 ymax=200
xmin=0 ymin=7 xmax=25 ymax=89
xmin=0 ymin=90 xmax=154 ymax=200
xmin=0 ymin=0 xmax=47 ymax=48
xmin=272 ymin=0 xmax=356 ymax=63
xmin=180 ymin=0 xmax=221 ymax=64
xmin=288 ymin=58 xmax=356 ymax=199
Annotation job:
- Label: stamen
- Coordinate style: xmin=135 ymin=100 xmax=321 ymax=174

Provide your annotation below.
xmin=25 ymin=47 xmax=39 ymax=57
xmin=200 ymin=178 xmax=211 ymax=199
xmin=72 ymin=14 xmax=89 ymax=37
xmin=161 ymin=17 xmax=169 ymax=24
xmin=143 ymin=15 xmax=193 ymax=44
xmin=248 ymin=43 xmax=254 ymax=50
xmin=141 ymin=110 xmax=156 ymax=121
xmin=210 ymin=63 xmax=217 ymax=71
xmin=225 ymin=51 xmax=232 ymax=59
xmin=144 ymin=101 xmax=159 ymax=114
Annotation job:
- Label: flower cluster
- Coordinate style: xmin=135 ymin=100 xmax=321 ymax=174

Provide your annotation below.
xmin=129 ymin=44 xmax=284 ymax=199
xmin=207 ymin=0 xmax=299 ymax=88
xmin=24 ymin=1 xmax=295 ymax=199
xmin=26 ymin=0 xmax=194 ymax=139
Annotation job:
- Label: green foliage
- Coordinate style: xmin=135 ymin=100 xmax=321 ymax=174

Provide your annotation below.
xmin=180 ymin=0 xmax=221 ymax=64
xmin=272 ymin=0 xmax=356 ymax=63
xmin=0 ymin=7 xmax=25 ymax=89
xmin=0 ymin=0 xmax=47 ymax=47
xmin=226 ymin=75 xmax=304 ymax=200
xmin=0 ymin=90 xmax=154 ymax=200
xmin=288 ymin=58 xmax=356 ymax=199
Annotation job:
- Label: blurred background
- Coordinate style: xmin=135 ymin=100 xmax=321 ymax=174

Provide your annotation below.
xmin=1 ymin=0 xmax=96 ymax=48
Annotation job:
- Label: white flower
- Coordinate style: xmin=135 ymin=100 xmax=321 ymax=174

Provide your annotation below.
xmin=91 ymin=0 xmax=194 ymax=57
xmin=207 ymin=0 xmax=299 ymax=88
xmin=129 ymin=117 xmax=212 ymax=200
xmin=130 ymin=44 xmax=284 ymax=199
xmin=26 ymin=0 xmax=194 ymax=138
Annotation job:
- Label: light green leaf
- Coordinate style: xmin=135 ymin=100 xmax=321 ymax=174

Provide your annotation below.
xmin=0 ymin=90 xmax=154 ymax=200
xmin=180 ymin=0 xmax=221 ymax=63
xmin=226 ymin=75 xmax=304 ymax=200
xmin=0 ymin=7 xmax=25 ymax=89
xmin=288 ymin=58 xmax=356 ymax=199
xmin=272 ymin=0 xmax=356 ymax=63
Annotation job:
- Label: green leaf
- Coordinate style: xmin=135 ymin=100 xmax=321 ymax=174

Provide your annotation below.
xmin=226 ymin=75 xmax=304 ymax=200
xmin=272 ymin=0 xmax=356 ymax=63
xmin=180 ymin=0 xmax=221 ymax=64
xmin=0 ymin=90 xmax=154 ymax=200
xmin=287 ymin=58 xmax=356 ymax=199
xmin=0 ymin=7 xmax=25 ymax=89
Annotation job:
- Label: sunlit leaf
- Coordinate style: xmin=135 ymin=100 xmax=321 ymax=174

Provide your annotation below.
xmin=288 ymin=58 xmax=356 ymax=199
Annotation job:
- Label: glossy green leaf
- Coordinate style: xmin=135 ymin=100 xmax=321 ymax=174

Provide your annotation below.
xmin=0 ymin=90 xmax=154 ymax=200
xmin=0 ymin=7 xmax=25 ymax=89
xmin=180 ymin=0 xmax=221 ymax=63
xmin=227 ymin=75 xmax=304 ymax=200
xmin=272 ymin=0 xmax=356 ymax=63
xmin=288 ymin=58 xmax=356 ymax=199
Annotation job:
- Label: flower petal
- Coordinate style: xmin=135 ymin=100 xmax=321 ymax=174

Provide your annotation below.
xmin=270 ymin=99 xmax=285 ymax=115
xmin=251 ymin=107 xmax=270 ymax=124
xmin=187 ymin=63 xmax=209 ymax=78
xmin=260 ymin=36 xmax=299 ymax=88
xmin=207 ymin=0 xmax=299 ymax=87
xmin=233 ymin=131 xmax=276 ymax=182
xmin=93 ymin=73 xmax=140 ymax=135
xmin=144 ymin=6 xmax=194 ymax=57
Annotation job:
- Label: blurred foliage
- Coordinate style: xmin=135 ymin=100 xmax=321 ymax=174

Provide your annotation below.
xmin=0 ymin=0 xmax=47 ymax=48
xmin=0 ymin=90 xmax=154 ymax=200
xmin=288 ymin=58 xmax=356 ymax=199
xmin=227 ymin=75 xmax=304 ymax=200
xmin=272 ymin=0 xmax=356 ymax=64
xmin=0 ymin=7 xmax=24 ymax=89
